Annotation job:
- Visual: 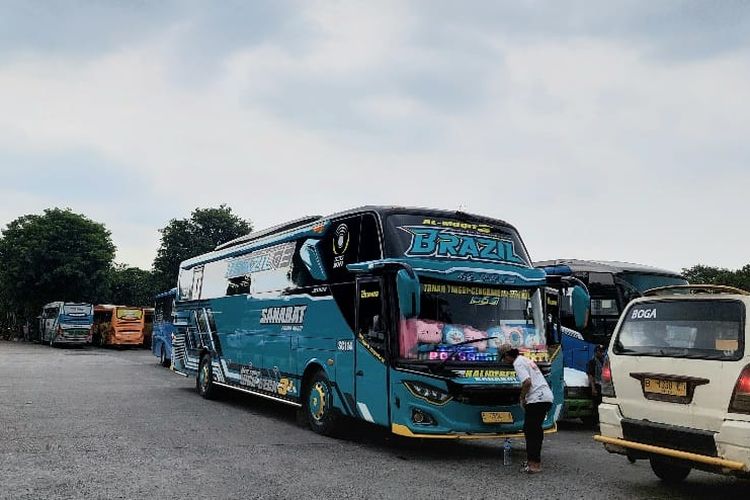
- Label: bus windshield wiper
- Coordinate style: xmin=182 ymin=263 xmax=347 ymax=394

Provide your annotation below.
xmin=437 ymin=336 xmax=499 ymax=370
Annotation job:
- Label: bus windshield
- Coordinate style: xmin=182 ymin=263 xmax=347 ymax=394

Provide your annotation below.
xmin=398 ymin=280 xmax=545 ymax=364
xmin=619 ymin=272 xmax=688 ymax=293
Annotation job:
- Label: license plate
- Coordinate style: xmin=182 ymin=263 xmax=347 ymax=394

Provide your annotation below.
xmin=644 ymin=378 xmax=687 ymax=397
xmin=481 ymin=411 xmax=513 ymax=424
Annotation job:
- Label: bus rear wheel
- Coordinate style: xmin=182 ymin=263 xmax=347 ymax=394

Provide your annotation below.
xmin=304 ymin=370 xmax=339 ymax=436
xmin=197 ymin=354 xmax=218 ymax=399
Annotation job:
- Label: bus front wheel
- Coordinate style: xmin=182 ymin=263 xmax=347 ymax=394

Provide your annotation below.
xmin=197 ymin=354 xmax=218 ymax=399
xmin=304 ymin=370 xmax=339 ymax=436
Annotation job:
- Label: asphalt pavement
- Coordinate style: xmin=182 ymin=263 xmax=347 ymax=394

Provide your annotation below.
xmin=1 ymin=341 xmax=747 ymax=499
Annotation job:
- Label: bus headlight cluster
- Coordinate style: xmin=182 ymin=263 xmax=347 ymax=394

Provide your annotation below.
xmin=403 ymin=380 xmax=452 ymax=405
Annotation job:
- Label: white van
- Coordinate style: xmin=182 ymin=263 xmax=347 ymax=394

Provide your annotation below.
xmin=596 ymin=285 xmax=750 ymax=482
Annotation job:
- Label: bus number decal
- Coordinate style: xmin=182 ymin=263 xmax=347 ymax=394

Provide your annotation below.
xmin=337 ymin=340 xmax=353 ymax=351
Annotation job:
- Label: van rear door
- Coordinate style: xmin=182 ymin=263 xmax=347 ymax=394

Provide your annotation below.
xmin=610 ymin=298 xmax=747 ymax=433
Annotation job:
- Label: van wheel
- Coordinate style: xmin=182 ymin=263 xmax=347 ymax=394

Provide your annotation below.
xmin=649 ymin=458 xmax=691 ymax=483
xmin=160 ymin=346 xmax=170 ymax=367
xmin=197 ymin=354 xmax=218 ymax=399
xmin=304 ymin=370 xmax=339 ymax=436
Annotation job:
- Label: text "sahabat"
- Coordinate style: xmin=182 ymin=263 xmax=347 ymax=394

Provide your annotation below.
xmin=260 ymin=306 xmax=308 ymax=325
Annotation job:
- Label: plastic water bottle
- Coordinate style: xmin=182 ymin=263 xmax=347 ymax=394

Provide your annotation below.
xmin=503 ymin=438 xmax=512 ymax=466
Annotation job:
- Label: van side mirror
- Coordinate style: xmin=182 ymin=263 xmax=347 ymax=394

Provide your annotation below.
xmin=300 ymin=239 xmax=328 ymax=281
xmin=571 ymin=285 xmax=590 ymax=330
xmin=396 ymin=269 xmax=421 ymax=319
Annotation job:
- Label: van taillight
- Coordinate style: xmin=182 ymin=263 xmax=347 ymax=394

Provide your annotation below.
xmin=728 ymin=365 xmax=750 ymax=414
xmin=601 ymin=358 xmax=615 ymax=397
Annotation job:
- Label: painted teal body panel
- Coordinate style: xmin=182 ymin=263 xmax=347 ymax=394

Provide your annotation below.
xmin=355 ymin=340 xmax=389 ymax=425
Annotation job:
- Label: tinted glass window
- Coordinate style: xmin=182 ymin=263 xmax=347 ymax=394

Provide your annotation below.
xmin=615 ymin=300 xmax=744 ymax=360
xmin=619 ymin=272 xmax=687 ymax=293
xmin=358 ymin=213 xmax=382 ymax=262
xmin=320 ymin=216 xmax=362 ymax=284
xmin=358 ymin=280 xmax=386 ymax=357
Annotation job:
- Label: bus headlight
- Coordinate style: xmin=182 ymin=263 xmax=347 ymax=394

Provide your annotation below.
xmin=403 ymin=380 xmax=452 ymax=405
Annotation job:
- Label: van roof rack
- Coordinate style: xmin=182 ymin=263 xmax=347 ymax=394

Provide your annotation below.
xmin=643 ymin=284 xmax=750 ymax=296
xmin=215 ymin=215 xmax=323 ymax=251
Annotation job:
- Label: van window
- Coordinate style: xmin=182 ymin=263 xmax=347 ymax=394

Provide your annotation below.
xmin=614 ymin=300 xmax=745 ymax=361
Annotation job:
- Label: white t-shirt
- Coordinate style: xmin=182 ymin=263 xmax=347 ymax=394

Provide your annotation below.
xmin=513 ymin=355 xmax=554 ymax=404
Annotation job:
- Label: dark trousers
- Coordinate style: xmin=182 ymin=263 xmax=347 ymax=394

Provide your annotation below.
xmin=523 ymin=402 xmax=552 ymax=462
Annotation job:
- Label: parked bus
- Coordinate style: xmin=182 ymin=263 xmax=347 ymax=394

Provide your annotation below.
xmin=173 ymin=207 xmax=588 ymax=438
xmin=535 ymin=259 xmax=687 ymax=423
xmin=92 ymin=305 xmax=146 ymax=347
xmin=151 ymin=289 xmax=177 ymax=367
xmin=38 ymin=302 xmax=93 ymax=346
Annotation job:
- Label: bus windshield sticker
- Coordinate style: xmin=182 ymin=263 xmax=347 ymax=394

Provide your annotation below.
xmin=419 ymin=218 xmax=492 ymax=234
xmin=399 ymin=226 xmax=525 ymax=264
xmin=332 ymin=223 xmax=350 ymax=269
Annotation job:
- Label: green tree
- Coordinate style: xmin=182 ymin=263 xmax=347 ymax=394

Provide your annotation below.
xmin=106 ymin=264 xmax=158 ymax=306
xmin=682 ymin=264 xmax=750 ymax=292
xmin=152 ymin=205 xmax=252 ymax=291
xmin=0 ymin=208 xmax=116 ymax=323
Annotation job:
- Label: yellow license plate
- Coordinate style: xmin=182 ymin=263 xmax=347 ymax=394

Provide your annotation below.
xmin=481 ymin=411 xmax=513 ymax=424
xmin=644 ymin=378 xmax=687 ymax=397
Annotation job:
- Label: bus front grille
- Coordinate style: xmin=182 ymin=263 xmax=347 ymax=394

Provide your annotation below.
xmin=447 ymin=384 xmax=522 ymax=406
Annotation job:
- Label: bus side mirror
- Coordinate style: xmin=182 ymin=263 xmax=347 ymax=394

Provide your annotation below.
xmin=300 ymin=239 xmax=328 ymax=281
xmin=396 ymin=269 xmax=420 ymax=319
xmin=571 ymin=285 xmax=590 ymax=330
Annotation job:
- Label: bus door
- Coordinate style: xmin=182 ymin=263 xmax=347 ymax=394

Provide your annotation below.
xmin=354 ymin=277 xmax=390 ymax=427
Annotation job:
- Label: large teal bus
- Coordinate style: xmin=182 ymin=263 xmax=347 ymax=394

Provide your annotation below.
xmin=172 ymin=207 xmax=588 ymax=438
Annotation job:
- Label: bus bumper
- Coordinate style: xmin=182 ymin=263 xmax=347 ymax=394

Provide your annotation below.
xmin=391 ymin=422 xmax=557 ymax=440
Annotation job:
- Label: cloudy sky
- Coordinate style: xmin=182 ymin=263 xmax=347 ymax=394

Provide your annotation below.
xmin=1 ymin=1 xmax=749 ymax=274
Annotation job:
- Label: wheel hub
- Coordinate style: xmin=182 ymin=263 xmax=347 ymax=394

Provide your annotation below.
xmin=310 ymin=382 xmax=328 ymax=421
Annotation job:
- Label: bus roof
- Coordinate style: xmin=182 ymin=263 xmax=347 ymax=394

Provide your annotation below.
xmin=533 ymin=258 xmax=683 ymax=277
xmin=154 ymin=288 xmax=177 ymax=299
xmin=184 ymin=205 xmax=518 ymax=270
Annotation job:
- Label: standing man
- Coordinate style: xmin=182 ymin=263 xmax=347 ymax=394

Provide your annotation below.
xmin=500 ymin=345 xmax=554 ymax=474
xmin=587 ymin=344 xmax=606 ymax=424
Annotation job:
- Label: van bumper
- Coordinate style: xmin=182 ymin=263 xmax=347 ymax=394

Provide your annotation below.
xmin=596 ymin=402 xmax=750 ymax=474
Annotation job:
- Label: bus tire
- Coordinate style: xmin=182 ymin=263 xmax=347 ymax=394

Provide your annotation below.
xmin=649 ymin=458 xmax=691 ymax=483
xmin=197 ymin=354 xmax=218 ymax=399
xmin=304 ymin=370 xmax=339 ymax=436
xmin=160 ymin=346 xmax=170 ymax=368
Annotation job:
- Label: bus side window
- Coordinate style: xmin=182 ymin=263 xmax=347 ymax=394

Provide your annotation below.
xmin=358 ymin=281 xmax=386 ymax=356
xmin=358 ymin=213 xmax=382 ymax=262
